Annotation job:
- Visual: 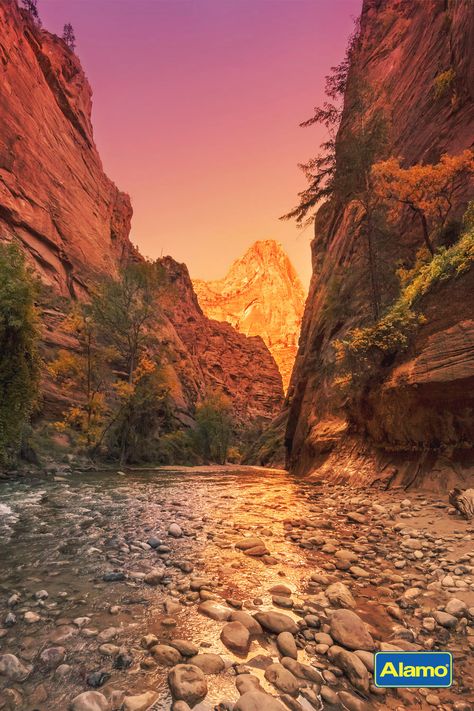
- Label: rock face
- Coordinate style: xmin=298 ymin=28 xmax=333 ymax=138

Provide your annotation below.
xmin=160 ymin=257 xmax=283 ymax=423
xmin=0 ymin=0 xmax=135 ymax=296
xmin=0 ymin=1 xmax=282 ymax=426
xmin=193 ymin=240 xmax=306 ymax=391
xmin=286 ymin=0 xmax=474 ymax=486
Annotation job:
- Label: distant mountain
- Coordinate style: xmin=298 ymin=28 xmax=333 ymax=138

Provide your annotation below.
xmin=193 ymin=240 xmax=306 ymax=391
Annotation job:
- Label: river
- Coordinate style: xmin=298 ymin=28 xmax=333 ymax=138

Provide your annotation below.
xmin=0 ymin=466 xmax=472 ymax=710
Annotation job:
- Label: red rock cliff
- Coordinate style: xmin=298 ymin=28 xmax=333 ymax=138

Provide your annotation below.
xmin=193 ymin=240 xmax=306 ymax=392
xmin=0 ymin=1 xmax=283 ymax=425
xmin=0 ymin=0 xmax=136 ymax=296
xmin=286 ymin=0 xmax=474 ymax=488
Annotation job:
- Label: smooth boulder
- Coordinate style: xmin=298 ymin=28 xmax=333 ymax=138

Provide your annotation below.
xmin=168 ymin=664 xmax=208 ymax=705
xmin=329 ymin=609 xmax=374 ymax=651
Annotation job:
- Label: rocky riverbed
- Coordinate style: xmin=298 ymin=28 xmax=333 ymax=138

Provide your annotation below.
xmin=0 ymin=466 xmax=473 ymax=711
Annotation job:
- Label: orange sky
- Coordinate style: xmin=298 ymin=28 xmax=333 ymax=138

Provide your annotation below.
xmin=41 ymin=0 xmax=361 ymax=288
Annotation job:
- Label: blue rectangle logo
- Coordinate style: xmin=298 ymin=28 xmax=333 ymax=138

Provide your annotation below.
xmin=374 ymin=651 xmax=453 ymax=688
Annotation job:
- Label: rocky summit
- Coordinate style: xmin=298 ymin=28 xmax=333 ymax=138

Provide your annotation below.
xmin=193 ymin=240 xmax=306 ymax=392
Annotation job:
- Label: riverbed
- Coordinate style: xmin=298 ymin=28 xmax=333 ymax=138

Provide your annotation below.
xmin=0 ymin=467 xmax=472 ymax=711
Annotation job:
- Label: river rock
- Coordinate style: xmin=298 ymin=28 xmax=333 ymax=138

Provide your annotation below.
xmin=235 ymin=537 xmax=265 ymax=550
xmin=144 ymin=569 xmax=165 ymax=586
xmin=329 ymin=610 xmax=374 ymax=651
xmin=338 ymin=690 xmax=371 ymax=711
xmin=264 ymin=663 xmax=300 ymax=694
xmin=170 ymin=639 xmax=199 ymax=657
xmin=168 ymin=524 xmax=183 ymax=538
xmin=445 ymin=598 xmax=468 ymax=617
xmin=254 ymin=611 xmax=298 ymax=634
xmin=236 ymin=673 xmax=263 ymax=694
xmin=230 ymin=610 xmax=263 ymax=635
xmin=221 ymin=621 xmax=250 ymax=654
xmin=39 ymin=647 xmax=66 ymax=669
xmin=122 ymin=691 xmax=158 ymax=711
xmin=332 ymin=648 xmax=369 ymax=692
xmin=189 ymin=653 xmax=225 ymax=674
xmin=433 ymin=610 xmax=458 ymax=628
xmin=325 ymin=582 xmax=356 ymax=608
xmin=281 ymin=657 xmax=323 ymax=683
xmin=0 ymin=654 xmax=31 ymax=681
xmin=168 ymin=664 xmax=208 ymax=705
xmin=277 ymin=631 xmax=297 ymax=659
xmin=198 ymin=600 xmax=232 ymax=621
xmin=151 ymin=644 xmax=182 ymax=666
xmin=234 ymin=690 xmax=287 ymax=710
xmin=70 ymin=690 xmax=109 ymax=711
xmin=172 ymin=703 xmax=192 ymax=711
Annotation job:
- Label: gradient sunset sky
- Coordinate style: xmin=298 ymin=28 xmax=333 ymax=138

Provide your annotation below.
xmin=41 ymin=0 xmax=361 ymax=288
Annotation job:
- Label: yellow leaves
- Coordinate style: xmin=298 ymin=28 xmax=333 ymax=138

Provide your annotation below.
xmin=433 ymin=68 xmax=456 ymax=100
xmin=336 ymin=225 xmax=474 ymax=384
xmin=48 ymin=350 xmax=81 ymax=382
xmin=372 ymin=150 xmax=474 ymax=222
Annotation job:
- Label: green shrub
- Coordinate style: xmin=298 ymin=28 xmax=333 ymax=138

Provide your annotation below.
xmin=336 ymin=226 xmax=474 ymax=384
xmin=0 ymin=243 xmax=41 ymax=466
xmin=433 ymin=68 xmax=455 ymax=100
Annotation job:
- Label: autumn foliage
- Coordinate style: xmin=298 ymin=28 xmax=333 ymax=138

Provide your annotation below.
xmin=372 ymin=150 xmax=474 ymax=254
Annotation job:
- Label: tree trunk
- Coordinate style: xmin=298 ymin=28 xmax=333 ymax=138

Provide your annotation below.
xmin=449 ymin=488 xmax=474 ymax=520
xmin=366 ymin=212 xmax=380 ymax=321
xmin=417 ymin=209 xmax=434 ymax=255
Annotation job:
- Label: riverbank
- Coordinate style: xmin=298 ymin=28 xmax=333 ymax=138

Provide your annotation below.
xmin=0 ymin=467 xmax=472 ymax=710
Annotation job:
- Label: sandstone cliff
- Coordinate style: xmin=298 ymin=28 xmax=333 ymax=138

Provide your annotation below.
xmin=0 ymin=1 xmax=283 ymax=426
xmin=161 ymin=258 xmax=283 ymax=423
xmin=193 ymin=240 xmax=306 ymax=392
xmin=286 ymin=0 xmax=474 ymax=488
xmin=0 ymin=0 xmax=135 ymax=296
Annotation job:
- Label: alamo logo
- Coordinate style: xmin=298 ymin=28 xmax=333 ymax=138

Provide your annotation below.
xmin=374 ymin=652 xmax=453 ymax=688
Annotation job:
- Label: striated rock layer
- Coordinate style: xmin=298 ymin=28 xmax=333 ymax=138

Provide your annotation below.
xmin=0 ymin=1 xmax=283 ymax=425
xmin=0 ymin=0 xmax=136 ymax=296
xmin=193 ymin=240 xmax=306 ymax=392
xmin=286 ymin=0 xmax=474 ymax=487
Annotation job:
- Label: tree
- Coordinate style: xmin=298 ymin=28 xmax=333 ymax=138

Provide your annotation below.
xmin=49 ymin=305 xmax=111 ymax=449
xmin=21 ymin=0 xmax=41 ymax=25
xmin=91 ymin=261 xmax=165 ymax=385
xmin=372 ymin=150 xmax=474 ymax=255
xmin=62 ymin=23 xmax=76 ymax=51
xmin=281 ymin=18 xmax=361 ymax=224
xmin=0 ymin=243 xmax=40 ymax=466
xmin=90 ymin=261 xmax=166 ymax=463
xmin=105 ymin=356 xmax=172 ymax=464
xmin=194 ymin=391 xmax=234 ymax=464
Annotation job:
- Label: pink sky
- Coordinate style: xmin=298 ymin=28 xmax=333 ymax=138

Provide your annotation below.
xmin=41 ymin=0 xmax=361 ymax=288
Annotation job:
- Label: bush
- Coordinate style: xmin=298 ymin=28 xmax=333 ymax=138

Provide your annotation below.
xmin=0 ymin=243 xmax=41 ymax=467
xmin=433 ymin=68 xmax=455 ymax=100
xmin=336 ymin=225 xmax=474 ymax=385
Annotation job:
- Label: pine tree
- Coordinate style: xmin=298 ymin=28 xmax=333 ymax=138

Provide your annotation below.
xmin=20 ymin=0 xmax=41 ymax=25
xmin=62 ymin=22 xmax=76 ymax=51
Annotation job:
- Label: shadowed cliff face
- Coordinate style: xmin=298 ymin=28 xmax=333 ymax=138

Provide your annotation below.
xmin=193 ymin=240 xmax=306 ymax=392
xmin=0 ymin=1 xmax=283 ymax=425
xmin=0 ymin=0 xmax=136 ymax=296
xmin=286 ymin=0 xmax=474 ymax=486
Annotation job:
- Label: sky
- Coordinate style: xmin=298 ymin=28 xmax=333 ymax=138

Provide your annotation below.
xmin=41 ymin=0 xmax=361 ymax=289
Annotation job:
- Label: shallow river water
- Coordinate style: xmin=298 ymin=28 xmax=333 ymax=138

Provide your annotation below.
xmin=0 ymin=466 xmax=472 ymax=711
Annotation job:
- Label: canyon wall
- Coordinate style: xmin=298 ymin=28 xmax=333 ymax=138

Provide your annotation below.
xmin=286 ymin=0 xmax=474 ymax=488
xmin=193 ymin=240 xmax=306 ymax=392
xmin=0 ymin=0 xmax=136 ymax=297
xmin=0 ymin=1 xmax=283 ymax=425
